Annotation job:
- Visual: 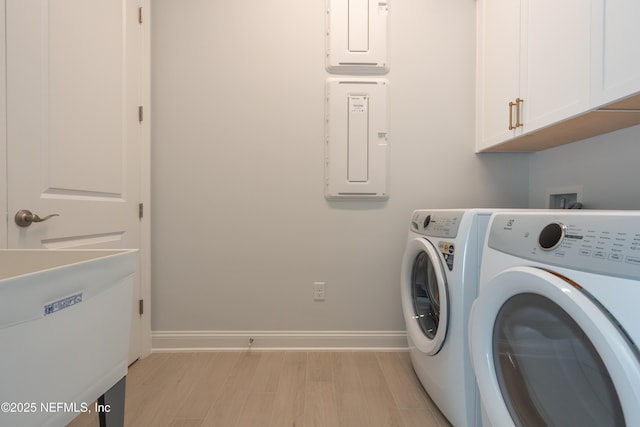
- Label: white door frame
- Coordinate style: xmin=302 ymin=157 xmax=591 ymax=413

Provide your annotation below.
xmin=0 ymin=0 xmax=7 ymax=249
xmin=138 ymin=0 xmax=152 ymax=359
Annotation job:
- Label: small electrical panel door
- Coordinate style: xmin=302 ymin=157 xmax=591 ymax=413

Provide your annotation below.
xmin=325 ymin=78 xmax=388 ymax=200
xmin=326 ymin=0 xmax=389 ymax=74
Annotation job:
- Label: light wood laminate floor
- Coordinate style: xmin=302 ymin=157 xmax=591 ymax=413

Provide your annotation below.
xmin=68 ymin=351 xmax=451 ymax=427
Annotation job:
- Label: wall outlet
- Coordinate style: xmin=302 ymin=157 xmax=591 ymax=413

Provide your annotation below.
xmin=313 ymin=282 xmax=326 ymax=301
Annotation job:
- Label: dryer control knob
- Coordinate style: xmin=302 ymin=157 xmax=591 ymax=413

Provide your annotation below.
xmin=538 ymin=222 xmax=566 ymax=251
xmin=423 ymin=215 xmax=431 ymax=229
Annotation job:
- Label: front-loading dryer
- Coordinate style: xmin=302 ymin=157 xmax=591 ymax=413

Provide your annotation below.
xmin=469 ymin=211 xmax=640 ymax=427
xmin=401 ymin=209 xmax=497 ymax=427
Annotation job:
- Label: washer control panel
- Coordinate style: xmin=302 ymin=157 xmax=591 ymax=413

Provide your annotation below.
xmin=410 ymin=211 xmax=462 ymax=238
xmin=488 ymin=212 xmax=640 ymax=280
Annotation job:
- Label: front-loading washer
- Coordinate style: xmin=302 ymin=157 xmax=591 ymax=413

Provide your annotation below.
xmin=469 ymin=211 xmax=640 ymax=427
xmin=401 ymin=209 xmax=497 ymax=427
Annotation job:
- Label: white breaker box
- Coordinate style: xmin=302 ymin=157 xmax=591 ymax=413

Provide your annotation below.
xmin=325 ymin=0 xmax=389 ymax=74
xmin=325 ymin=78 xmax=389 ymax=200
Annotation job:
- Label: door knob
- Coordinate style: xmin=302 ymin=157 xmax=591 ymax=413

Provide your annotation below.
xmin=15 ymin=209 xmax=60 ymax=227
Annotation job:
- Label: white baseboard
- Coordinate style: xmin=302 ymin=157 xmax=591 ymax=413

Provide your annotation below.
xmin=152 ymin=330 xmax=408 ymax=352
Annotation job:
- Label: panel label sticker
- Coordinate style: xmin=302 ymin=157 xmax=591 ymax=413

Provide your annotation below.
xmin=438 ymin=241 xmax=455 ymax=271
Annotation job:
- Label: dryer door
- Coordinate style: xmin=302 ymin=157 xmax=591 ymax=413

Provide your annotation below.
xmin=469 ymin=266 xmax=640 ymax=427
xmin=401 ymin=237 xmax=449 ymax=355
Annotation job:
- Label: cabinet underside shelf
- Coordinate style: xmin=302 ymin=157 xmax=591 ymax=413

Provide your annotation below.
xmin=480 ymin=93 xmax=640 ymax=152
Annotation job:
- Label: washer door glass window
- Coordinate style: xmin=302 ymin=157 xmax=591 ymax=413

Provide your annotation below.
xmin=402 ymin=237 xmax=449 ymax=355
xmin=493 ymin=293 xmax=624 ymax=427
xmin=411 ymin=251 xmax=442 ymax=340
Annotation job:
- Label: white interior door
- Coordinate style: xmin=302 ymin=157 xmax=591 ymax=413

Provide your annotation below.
xmin=6 ymin=0 xmax=146 ymax=364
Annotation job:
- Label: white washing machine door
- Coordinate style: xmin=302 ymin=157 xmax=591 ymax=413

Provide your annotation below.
xmin=469 ymin=266 xmax=640 ymax=427
xmin=401 ymin=237 xmax=449 ymax=355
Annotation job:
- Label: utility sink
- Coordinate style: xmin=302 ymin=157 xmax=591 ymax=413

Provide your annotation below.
xmin=0 ymin=249 xmax=138 ymax=427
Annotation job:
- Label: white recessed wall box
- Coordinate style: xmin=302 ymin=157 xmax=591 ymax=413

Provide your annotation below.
xmin=326 ymin=0 xmax=389 ymax=75
xmin=325 ymin=78 xmax=389 ymax=200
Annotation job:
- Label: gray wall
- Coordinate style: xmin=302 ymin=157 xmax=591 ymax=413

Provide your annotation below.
xmin=529 ymin=124 xmax=640 ymax=210
xmin=150 ymin=0 xmax=529 ymax=334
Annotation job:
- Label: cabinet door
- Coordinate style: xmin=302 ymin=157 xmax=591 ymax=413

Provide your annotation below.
xmin=521 ymin=0 xmax=591 ymax=133
xmin=591 ymin=0 xmax=640 ymax=107
xmin=476 ymin=0 xmax=521 ymax=151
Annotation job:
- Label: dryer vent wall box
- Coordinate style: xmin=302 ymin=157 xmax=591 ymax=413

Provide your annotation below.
xmin=325 ymin=78 xmax=388 ymax=200
xmin=326 ymin=0 xmax=389 ymax=74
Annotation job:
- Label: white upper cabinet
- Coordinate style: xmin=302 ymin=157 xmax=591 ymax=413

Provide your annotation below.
xmin=476 ymin=0 xmax=591 ymax=152
xmin=476 ymin=0 xmax=521 ymax=149
xmin=591 ymin=0 xmax=640 ymax=108
xmin=523 ymin=0 xmax=591 ymax=130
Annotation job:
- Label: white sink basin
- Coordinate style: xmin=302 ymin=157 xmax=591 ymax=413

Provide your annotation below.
xmin=0 ymin=249 xmax=137 ymax=427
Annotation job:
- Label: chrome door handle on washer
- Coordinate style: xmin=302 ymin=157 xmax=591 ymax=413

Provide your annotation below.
xmin=15 ymin=209 xmax=60 ymax=227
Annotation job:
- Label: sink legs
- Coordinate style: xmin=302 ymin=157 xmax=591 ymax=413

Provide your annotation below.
xmin=98 ymin=376 xmax=126 ymax=427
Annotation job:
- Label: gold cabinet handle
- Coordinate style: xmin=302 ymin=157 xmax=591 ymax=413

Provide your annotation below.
xmin=515 ymin=98 xmax=524 ymax=128
xmin=508 ymin=101 xmax=516 ymax=130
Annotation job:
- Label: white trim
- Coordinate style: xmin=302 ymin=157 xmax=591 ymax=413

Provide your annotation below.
xmin=0 ymin=0 xmax=7 ymax=249
xmin=152 ymin=330 xmax=408 ymax=352
xmin=130 ymin=0 xmax=152 ymax=359
xmin=138 ymin=0 xmax=152 ymax=360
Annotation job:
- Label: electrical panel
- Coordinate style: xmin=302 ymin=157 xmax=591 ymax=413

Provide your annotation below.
xmin=325 ymin=78 xmax=388 ymax=200
xmin=325 ymin=0 xmax=389 ymax=75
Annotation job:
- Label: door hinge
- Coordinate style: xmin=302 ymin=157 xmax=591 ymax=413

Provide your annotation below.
xmin=139 ymin=299 xmax=144 ymax=315
xmin=138 ymin=7 xmax=143 ymax=24
xmin=138 ymin=106 xmax=144 ymax=122
xmin=138 ymin=203 xmax=144 ymax=219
